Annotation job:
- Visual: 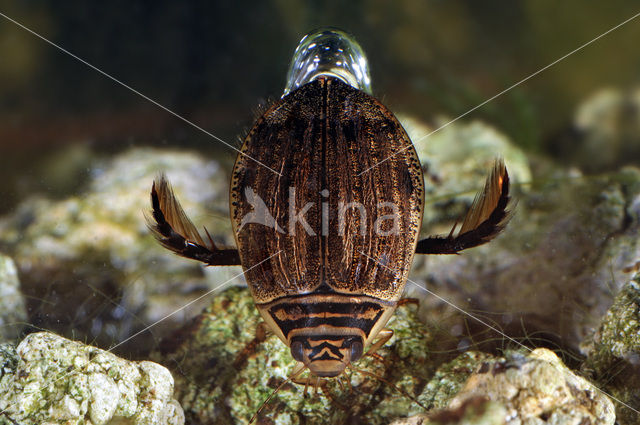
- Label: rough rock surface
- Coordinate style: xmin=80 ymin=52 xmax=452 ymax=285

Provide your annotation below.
xmin=0 ymin=148 xmax=242 ymax=354
xmin=0 ymin=331 xmax=184 ymax=425
xmin=397 ymin=349 xmax=614 ymax=425
xmin=446 ymin=349 xmax=614 ymax=425
xmin=581 ymin=275 xmax=640 ymax=424
xmin=407 ymin=164 xmax=640 ymax=351
xmin=0 ymin=255 xmax=27 ymax=342
xmin=153 ymin=286 xmax=446 ymax=425
xmin=388 ymin=398 xmax=506 ymax=425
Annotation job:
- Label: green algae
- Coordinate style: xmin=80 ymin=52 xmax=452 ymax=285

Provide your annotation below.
xmin=154 ymin=286 xmax=445 ymax=424
xmin=582 ymin=276 xmax=640 ymax=425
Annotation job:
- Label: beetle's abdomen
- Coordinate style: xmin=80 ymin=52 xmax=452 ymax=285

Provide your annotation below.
xmin=231 ymin=77 xmax=424 ymax=305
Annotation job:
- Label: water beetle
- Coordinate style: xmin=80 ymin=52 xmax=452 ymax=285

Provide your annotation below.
xmin=148 ymin=28 xmax=510 ymax=386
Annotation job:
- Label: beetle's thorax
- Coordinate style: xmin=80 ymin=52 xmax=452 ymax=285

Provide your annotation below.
xmin=257 ymin=293 xmax=396 ymax=376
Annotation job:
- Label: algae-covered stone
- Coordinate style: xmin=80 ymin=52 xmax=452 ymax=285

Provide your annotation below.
xmin=417 ymin=351 xmax=495 ymax=411
xmin=584 ymin=277 xmax=640 ymax=365
xmin=406 ymin=349 xmax=614 ymax=425
xmin=0 ymin=148 xmax=242 ymax=354
xmin=389 ymin=398 xmax=506 ymax=425
xmin=0 ymin=254 xmax=27 ymax=342
xmin=0 ymin=331 xmax=184 ymax=425
xmin=448 ymin=349 xmax=615 ymax=424
xmin=582 ymin=276 xmax=640 ymax=425
xmin=154 ymin=286 xmax=445 ymax=425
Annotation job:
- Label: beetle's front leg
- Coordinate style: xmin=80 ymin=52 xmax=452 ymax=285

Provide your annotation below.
xmin=365 ymin=329 xmax=394 ymax=361
xmin=363 ymin=299 xmax=418 ymax=360
xmin=291 ymin=366 xmax=327 ymax=390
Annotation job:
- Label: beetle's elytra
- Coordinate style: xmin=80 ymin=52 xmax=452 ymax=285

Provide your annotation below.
xmin=148 ymin=29 xmax=510 ymax=382
xmin=230 ymin=75 xmax=424 ymax=377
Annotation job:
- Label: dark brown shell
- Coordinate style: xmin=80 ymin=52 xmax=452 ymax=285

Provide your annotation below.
xmin=230 ymin=77 xmax=424 ymax=304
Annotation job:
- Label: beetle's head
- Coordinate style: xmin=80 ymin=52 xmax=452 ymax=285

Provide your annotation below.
xmin=289 ymin=334 xmax=364 ymax=377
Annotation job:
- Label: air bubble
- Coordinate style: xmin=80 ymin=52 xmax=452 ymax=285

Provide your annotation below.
xmin=284 ymin=28 xmax=372 ymax=96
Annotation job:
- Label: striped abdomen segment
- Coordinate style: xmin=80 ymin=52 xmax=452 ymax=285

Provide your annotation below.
xmin=269 ymin=298 xmax=384 ymax=340
xmin=257 ymin=294 xmax=396 ymax=345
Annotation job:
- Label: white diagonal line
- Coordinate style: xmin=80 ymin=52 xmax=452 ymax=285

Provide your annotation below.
xmin=358 ymin=10 xmax=640 ymax=176
xmin=359 ymin=250 xmax=640 ymax=416
xmin=106 ymin=250 xmax=280 ymax=352
xmin=0 ymin=11 xmax=282 ymax=176
xmin=0 ymin=250 xmax=281 ymax=416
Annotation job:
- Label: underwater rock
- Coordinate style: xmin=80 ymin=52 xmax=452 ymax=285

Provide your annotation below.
xmin=581 ymin=275 xmax=640 ymax=424
xmin=388 ymin=398 xmax=506 ymax=425
xmin=0 ymin=148 xmax=242 ymax=354
xmin=399 ymin=115 xmax=532 ymax=229
xmin=0 ymin=331 xmax=184 ymax=425
xmin=0 ymin=254 xmax=27 ymax=342
xmin=153 ymin=286 xmax=450 ymax=425
xmin=446 ymin=348 xmax=614 ymax=425
xmin=551 ymin=87 xmax=640 ymax=173
xmin=157 ymin=284 xmax=616 ymax=425
xmin=408 ymin=164 xmax=640 ymax=351
xmin=400 ymin=349 xmax=614 ymax=425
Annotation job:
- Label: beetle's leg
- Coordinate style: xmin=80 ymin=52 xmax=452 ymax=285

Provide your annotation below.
xmin=397 ymin=298 xmax=419 ymax=308
xmin=365 ymin=328 xmax=394 ymax=361
xmin=289 ymin=363 xmax=333 ymax=390
xmin=290 ymin=362 xmax=312 ymax=387
xmin=345 ymin=371 xmax=354 ymax=394
xmin=366 ymin=303 xmax=416 ymax=363
xmin=291 ymin=371 xmax=329 ymax=389
xmin=233 ymin=322 xmax=270 ymax=369
xmin=416 ymin=159 xmax=511 ymax=255
xmin=303 ymin=375 xmax=311 ymax=396
xmin=147 ymin=175 xmax=241 ymax=265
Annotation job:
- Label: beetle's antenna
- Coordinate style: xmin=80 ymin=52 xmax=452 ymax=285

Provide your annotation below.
xmin=250 ymin=365 xmax=308 ymax=424
xmin=348 ymin=365 xmax=428 ymax=411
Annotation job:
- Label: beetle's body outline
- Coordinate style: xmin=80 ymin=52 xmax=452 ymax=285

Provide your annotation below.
xmin=148 ymin=29 xmax=510 ymax=383
xmin=149 ymin=76 xmax=510 ymax=380
xmin=229 ymin=76 xmax=424 ymax=377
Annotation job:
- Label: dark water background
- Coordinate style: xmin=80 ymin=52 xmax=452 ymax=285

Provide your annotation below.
xmin=1 ymin=1 xmax=640 ymax=214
